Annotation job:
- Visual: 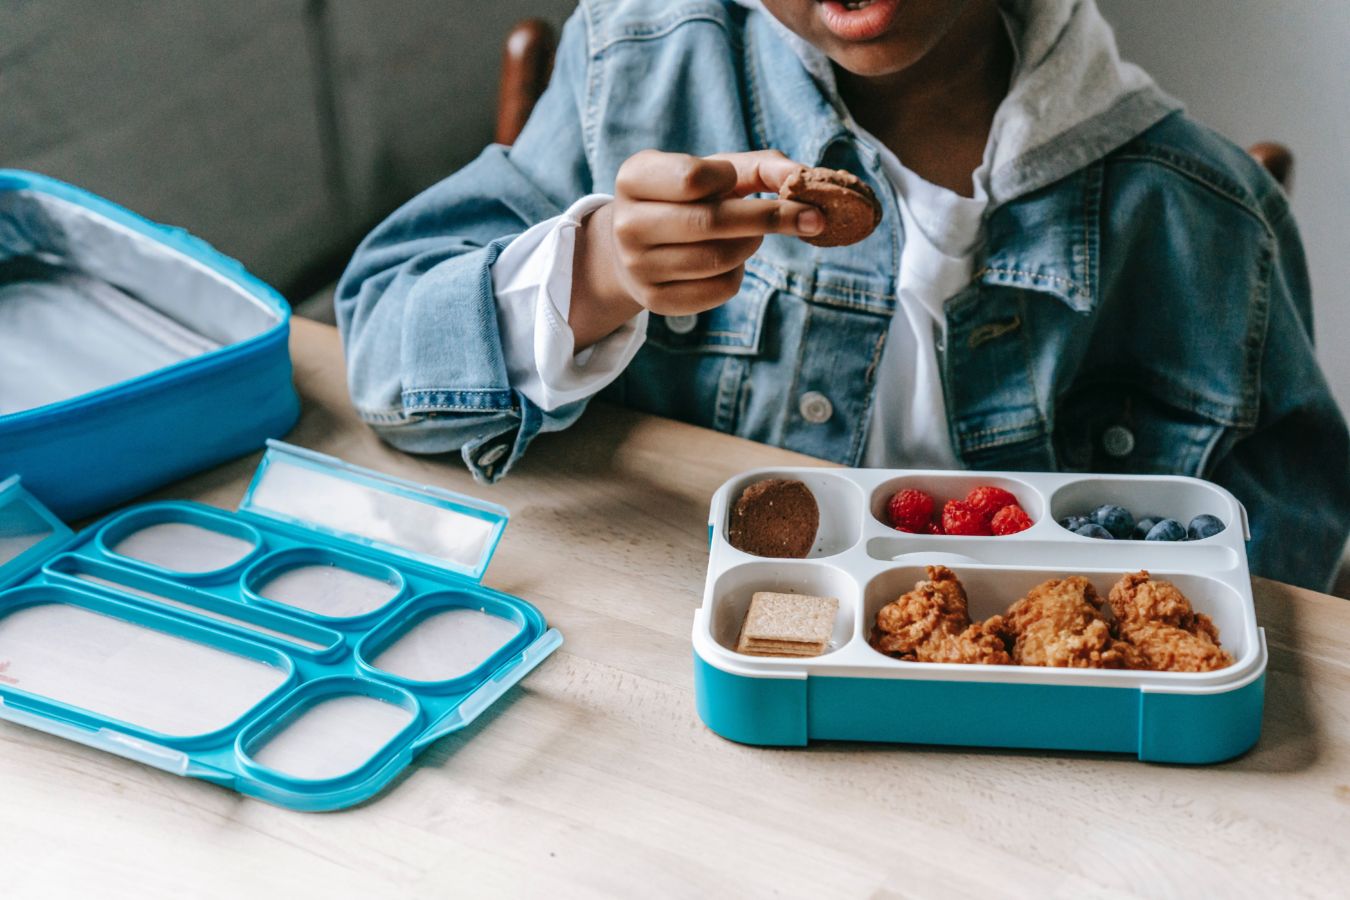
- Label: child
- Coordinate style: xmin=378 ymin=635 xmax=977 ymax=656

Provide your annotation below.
xmin=336 ymin=0 xmax=1350 ymax=591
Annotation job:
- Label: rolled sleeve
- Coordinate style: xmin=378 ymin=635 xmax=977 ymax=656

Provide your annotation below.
xmin=334 ymin=10 xmax=602 ymax=483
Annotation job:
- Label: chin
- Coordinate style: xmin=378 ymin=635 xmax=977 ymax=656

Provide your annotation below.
xmin=825 ymin=41 xmax=928 ymax=77
xmin=763 ymin=0 xmax=970 ymax=79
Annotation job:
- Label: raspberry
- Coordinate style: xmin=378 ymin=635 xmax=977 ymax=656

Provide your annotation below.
xmin=926 ymin=520 xmax=945 ymax=535
xmin=942 ymin=500 xmax=991 ymax=536
xmin=887 ymin=488 xmax=934 ymax=533
xmin=990 ymin=504 xmax=1033 ymax=535
xmin=965 ymin=486 xmax=1019 ymax=525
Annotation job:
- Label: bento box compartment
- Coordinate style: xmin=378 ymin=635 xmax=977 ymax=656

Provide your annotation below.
xmin=0 ymin=585 xmax=289 ymax=737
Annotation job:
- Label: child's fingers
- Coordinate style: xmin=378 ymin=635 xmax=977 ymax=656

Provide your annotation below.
xmin=629 ymin=236 xmax=764 ymax=282
xmin=705 ymin=149 xmax=808 ymax=197
xmin=615 ymin=150 xmax=738 ymax=202
xmin=616 ymin=197 xmax=823 ymax=247
xmin=608 ymin=149 xmax=822 ymax=316
xmin=641 ymin=268 xmax=747 ymax=317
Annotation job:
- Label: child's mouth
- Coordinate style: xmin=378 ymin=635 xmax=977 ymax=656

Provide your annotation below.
xmin=816 ymin=0 xmax=902 ymax=43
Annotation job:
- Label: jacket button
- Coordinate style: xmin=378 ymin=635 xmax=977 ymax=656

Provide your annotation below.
xmin=798 ymin=391 xmax=833 ymax=424
xmin=665 ymin=314 xmax=698 ymax=334
xmin=476 ymin=442 xmax=509 ymax=467
xmin=1102 ymin=425 xmax=1135 ymax=458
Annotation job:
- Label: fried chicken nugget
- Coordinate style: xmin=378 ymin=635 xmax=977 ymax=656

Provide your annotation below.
xmin=1107 ymin=571 xmax=1233 ymax=672
xmin=871 ymin=566 xmax=1012 ymax=665
xmin=999 ymin=576 xmax=1137 ymax=669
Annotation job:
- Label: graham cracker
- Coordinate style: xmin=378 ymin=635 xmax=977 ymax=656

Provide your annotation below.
xmin=735 ymin=591 xmax=838 ymax=657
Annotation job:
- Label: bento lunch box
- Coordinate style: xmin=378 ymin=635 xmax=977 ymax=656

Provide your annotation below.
xmin=693 ymin=468 xmax=1266 ymax=764
xmin=0 ymin=441 xmax=561 ymax=811
xmin=0 ymin=170 xmax=299 ymax=520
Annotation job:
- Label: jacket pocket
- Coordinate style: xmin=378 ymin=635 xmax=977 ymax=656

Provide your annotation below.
xmin=1053 ymin=380 xmax=1234 ymax=477
xmin=643 ymin=269 xmax=772 ymax=355
xmin=614 ymin=270 xmax=772 ymax=433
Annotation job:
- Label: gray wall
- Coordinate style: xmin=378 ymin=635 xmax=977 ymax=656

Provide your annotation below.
xmin=3 ymin=0 xmax=578 ymax=296
xmin=1097 ymin=0 xmax=1350 ymax=417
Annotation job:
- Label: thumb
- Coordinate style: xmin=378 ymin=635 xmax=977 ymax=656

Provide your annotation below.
xmin=705 ymin=150 xmax=807 ymax=197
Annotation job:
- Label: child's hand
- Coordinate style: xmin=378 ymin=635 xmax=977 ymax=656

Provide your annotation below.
xmin=570 ymin=149 xmax=823 ymax=350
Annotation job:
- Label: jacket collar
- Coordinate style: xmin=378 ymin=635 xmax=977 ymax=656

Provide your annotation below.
xmin=978 ymin=160 xmax=1103 ymax=313
xmin=741 ymin=10 xmax=852 ymax=173
xmin=741 ymin=7 xmax=1105 ymax=315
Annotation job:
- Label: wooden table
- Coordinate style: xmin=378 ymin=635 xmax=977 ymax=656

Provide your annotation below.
xmin=5 ymin=319 xmax=1348 ymax=899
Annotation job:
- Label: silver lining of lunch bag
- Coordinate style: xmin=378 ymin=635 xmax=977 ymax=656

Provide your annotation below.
xmin=0 ymin=190 xmax=279 ymax=343
xmin=0 ymin=189 xmax=282 ymax=415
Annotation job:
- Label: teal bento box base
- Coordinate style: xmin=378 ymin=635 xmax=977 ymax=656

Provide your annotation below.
xmin=695 ymin=466 xmax=1268 ymax=765
xmin=694 ymin=645 xmax=1266 ymax=764
xmin=0 ymin=170 xmax=299 ymax=520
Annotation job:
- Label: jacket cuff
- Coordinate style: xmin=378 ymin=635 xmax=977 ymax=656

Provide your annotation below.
xmin=460 ymin=397 xmax=545 ymax=483
xmin=397 ymin=238 xmax=515 ymax=408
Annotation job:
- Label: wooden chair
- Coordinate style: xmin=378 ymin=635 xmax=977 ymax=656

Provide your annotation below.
xmin=495 ymin=19 xmax=556 ymax=147
xmin=1248 ymin=142 xmax=1294 ymax=191
xmin=495 ymin=18 xmax=1293 ymax=190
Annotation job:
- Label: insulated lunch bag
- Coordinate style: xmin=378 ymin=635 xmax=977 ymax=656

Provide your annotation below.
xmin=0 ymin=170 xmax=299 ymax=519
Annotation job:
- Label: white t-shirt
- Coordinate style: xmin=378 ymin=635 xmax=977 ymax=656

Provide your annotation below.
xmin=861 ymin=133 xmax=988 ymax=469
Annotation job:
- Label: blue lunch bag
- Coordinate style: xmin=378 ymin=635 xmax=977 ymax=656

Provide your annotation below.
xmin=0 ymin=170 xmax=299 ymax=519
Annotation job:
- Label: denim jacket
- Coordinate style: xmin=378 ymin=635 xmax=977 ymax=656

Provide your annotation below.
xmin=337 ymin=0 xmax=1350 ymax=590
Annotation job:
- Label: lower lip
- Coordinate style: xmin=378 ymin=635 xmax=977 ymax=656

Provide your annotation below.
xmin=817 ymin=0 xmax=902 ymax=42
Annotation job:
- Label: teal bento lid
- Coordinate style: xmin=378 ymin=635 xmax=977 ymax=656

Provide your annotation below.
xmin=239 ymin=441 xmax=509 ymax=582
xmin=0 ymin=475 xmax=73 ymax=588
xmin=0 ymin=442 xmax=558 ymax=812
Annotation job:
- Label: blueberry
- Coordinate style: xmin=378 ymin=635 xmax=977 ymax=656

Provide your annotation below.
xmin=1132 ymin=516 xmax=1161 ymax=540
xmin=1059 ymin=515 xmax=1091 ymax=532
xmin=1187 ymin=514 xmax=1225 ymax=540
xmin=1145 ymin=518 xmax=1187 ymax=541
xmin=1075 ymin=523 xmax=1114 ymax=540
xmin=1091 ymin=504 xmax=1135 ymax=539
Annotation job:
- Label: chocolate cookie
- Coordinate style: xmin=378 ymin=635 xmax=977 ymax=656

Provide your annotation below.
xmin=779 ymin=166 xmax=882 ymax=247
xmin=727 ymin=478 xmax=820 ymax=558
